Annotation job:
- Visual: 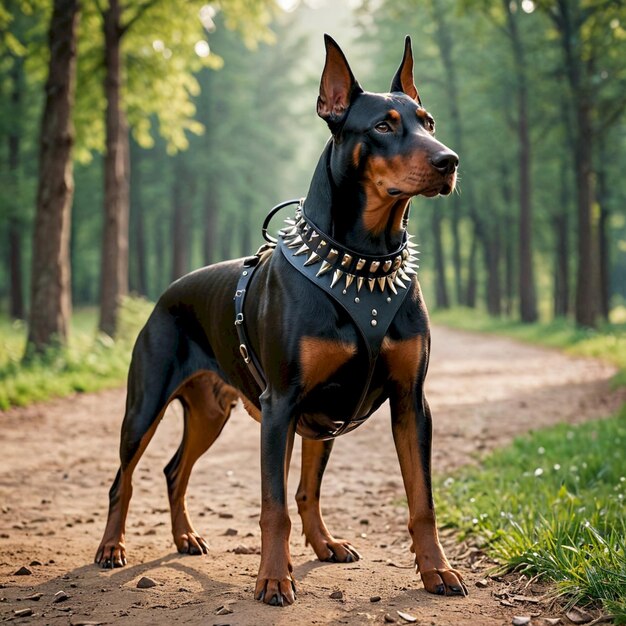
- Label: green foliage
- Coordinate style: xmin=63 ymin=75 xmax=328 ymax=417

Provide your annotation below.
xmin=437 ymin=412 xmax=626 ymax=620
xmin=0 ymin=297 xmax=152 ymax=409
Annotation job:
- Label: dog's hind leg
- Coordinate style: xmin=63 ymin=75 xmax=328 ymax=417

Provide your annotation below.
xmin=296 ymin=439 xmax=361 ymax=563
xmin=164 ymin=372 xmax=238 ymax=555
xmin=95 ymin=394 xmax=167 ymax=568
xmin=95 ymin=311 xmax=183 ymax=568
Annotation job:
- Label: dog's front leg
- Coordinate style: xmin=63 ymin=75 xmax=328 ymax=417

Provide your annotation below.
xmin=255 ymin=394 xmax=297 ymax=606
xmin=390 ymin=388 xmax=468 ymax=597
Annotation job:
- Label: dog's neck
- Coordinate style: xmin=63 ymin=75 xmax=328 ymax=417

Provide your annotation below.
xmin=303 ymin=142 xmax=409 ymax=257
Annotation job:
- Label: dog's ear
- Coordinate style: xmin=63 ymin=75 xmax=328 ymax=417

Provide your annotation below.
xmin=317 ymin=34 xmax=362 ymax=131
xmin=390 ymin=36 xmax=421 ymax=105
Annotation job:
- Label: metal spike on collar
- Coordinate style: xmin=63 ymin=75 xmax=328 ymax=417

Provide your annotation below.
xmin=356 ymin=258 xmax=366 ymax=271
xmin=316 ymin=260 xmax=333 ymax=276
xmin=393 ymin=255 xmax=402 ymax=270
xmin=330 ymin=269 xmax=343 ymax=289
xmin=404 ymin=266 xmax=417 ymax=276
xmin=287 ymin=234 xmax=303 ymax=249
xmin=294 ymin=243 xmax=309 ymax=256
xmin=395 ymin=273 xmax=407 ymax=289
xmin=368 ymin=278 xmax=376 ymax=292
xmin=327 ymin=248 xmax=339 ymax=264
xmin=370 ymin=260 xmax=380 ymax=273
xmin=341 ymin=253 xmax=352 ymax=269
xmin=304 ymin=251 xmax=321 ymax=266
xmin=357 ymin=276 xmax=364 ymax=292
xmin=284 ymin=218 xmax=296 ymax=226
xmin=387 ymin=276 xmax=398 ymax=295
xmin=398 ymin=267 xmax=411 ymax=282
xmin=309 ymin=230 xmax=319 ymax=242
xmin=345 ymin=273 xmax=355 ymax=290
xmin=383 ymin=259 xmax=392 ymax=272
xmin=377 ymin=276 xmax=386 ymax=292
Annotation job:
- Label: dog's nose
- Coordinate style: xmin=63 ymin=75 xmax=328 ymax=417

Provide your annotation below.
xmin=430 ymin=150 xmax=459 ymax=176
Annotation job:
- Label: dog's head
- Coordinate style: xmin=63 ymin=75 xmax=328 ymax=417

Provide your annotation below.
xmin=317 ymin=35 xmax=458 ymax=234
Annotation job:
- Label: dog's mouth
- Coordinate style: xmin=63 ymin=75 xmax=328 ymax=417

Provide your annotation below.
xmin=390 ymin=181 xmax=454 ymax=198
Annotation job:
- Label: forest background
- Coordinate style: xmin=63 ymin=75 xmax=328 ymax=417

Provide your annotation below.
xmin=0 ymin=0 xmax=625 ymax=364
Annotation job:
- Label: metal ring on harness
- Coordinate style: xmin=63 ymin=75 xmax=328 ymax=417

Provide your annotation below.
xmin=261 ymin=198 xmax=302 ymax=244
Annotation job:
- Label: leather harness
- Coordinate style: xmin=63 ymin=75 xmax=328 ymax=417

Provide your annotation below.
xmin=233 ymin=200 xmax=418 ymax=435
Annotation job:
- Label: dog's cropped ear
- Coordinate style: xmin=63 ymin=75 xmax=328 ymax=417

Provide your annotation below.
xmin=390 ymin=36 xmax=421 ymax=105
xmin=317 ymin=34 xmax=362 ymax=131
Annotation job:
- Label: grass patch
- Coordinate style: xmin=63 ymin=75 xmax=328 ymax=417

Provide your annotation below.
xmin=0 ymin=297 xmax=153 ymax=409
xmin=433 ymin=307 xmax=626 ymax=619
xmin=431 ymin=308 xmax=626 ymax=386
xmin=436 ymin=381 xmax=626 ymax=621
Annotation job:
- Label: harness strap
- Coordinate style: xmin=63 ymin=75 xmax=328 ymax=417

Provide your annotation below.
xmin=234 ymin=252 xmax=268 ymax=390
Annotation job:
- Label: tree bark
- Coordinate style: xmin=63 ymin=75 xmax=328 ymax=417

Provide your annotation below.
xmin=429 ymin=0 xmax=466 ymax=305
xmin=8 ymin=54 xmax=25 ymax=320
xmin=26 ymin=0 xmax=79 ymax=355
xmin=596 ymin=138 xmax=610 ymax=321
xmin=99 ymin=0 xmax=130 ymax=337
xmin=465 ymin=225 xmax=478 ymax=308
xmin=504 ymin=0 xmax=537 ymax=323
xmin=431 ymin=208 xmax=449 ymax=309
xmin=203 ymin=178 xmax=218 ymax=265
xmin=129 ymin=138 xmax=147 ymax=295
xmin=553 ymin=160 xmax=570 ymax=317
xmin=171 ymin=155 xmax=195 ymax=281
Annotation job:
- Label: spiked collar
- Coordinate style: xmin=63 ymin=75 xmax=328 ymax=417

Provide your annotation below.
xmin=276 ymin=198 xmax=419 ymax=381
xmin=278 ymin=200 xmax=419 ymax=296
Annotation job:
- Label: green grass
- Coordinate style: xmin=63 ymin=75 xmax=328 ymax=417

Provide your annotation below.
xmin=0 ymin=297 xmax=153 ymax=409
xmin=437 ymin=410 xmax=626 ymax=621
xmin=432 ymin=307 xmax=626 ymax=622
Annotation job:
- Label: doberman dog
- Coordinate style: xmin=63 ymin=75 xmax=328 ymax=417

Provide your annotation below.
xmin=95 ymin=35 xmax=466 ymax=606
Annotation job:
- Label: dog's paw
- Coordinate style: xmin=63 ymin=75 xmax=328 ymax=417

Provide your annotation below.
xmin=95 ymin=541 xmax=127 ymax=568
xmin=175 ymin=531 xmax=209 ymax=555
xmin=319 ymin=539 xmax=361 ymax=563
xmin=254 ymin=576 xmax=297 ymax=606
xmin=419 ymin=567 xmax=468 ymax=597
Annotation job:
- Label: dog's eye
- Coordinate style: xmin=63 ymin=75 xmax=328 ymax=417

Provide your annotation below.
xmin=424 ymin=116 xmax=435 ymax=133
xmin=374 ymin=121 xmax=392 ymax=134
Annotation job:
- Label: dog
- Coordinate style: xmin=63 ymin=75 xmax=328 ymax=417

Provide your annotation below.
xmin=95 ymin=34 xmax=466 ymax=606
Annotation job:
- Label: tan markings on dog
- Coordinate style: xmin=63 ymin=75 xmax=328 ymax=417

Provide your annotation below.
xmin=382 ymin=335 xmax=424 ymax=387
xmin=352 ymin=142 xmax=362 ymax=167
xmin=241 ymin=394 xmax=262 ymax=422
xmin=416 ymin=108 xmax=428 ymax=120
xmin=388 ymin=109 xmax=401 ymax=121
xmin=300 ymin=337 xmax=357 ymax=392
xmin=362 ymin=155 xmax=410 ymax=234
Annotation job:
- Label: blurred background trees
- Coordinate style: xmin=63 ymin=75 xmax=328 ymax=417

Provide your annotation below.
xmin=0 ymin=0 xmax=625 ymax=356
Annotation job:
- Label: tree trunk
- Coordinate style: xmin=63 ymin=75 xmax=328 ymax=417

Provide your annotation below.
xmin=430 ymin=0 xmax=466 ymax=305
xmin=596 ymin=139 xmax=610 ymax=321
xmin=99 ymin=0 xmax=130 ymax=337
xmin=170 ymin=156 xmax=195 ymax=281
xmin=553 ymin=161 xmax=570 ymax=317
xmin=483 ymin=222 xmax=501 ymax=317
xmin=129 ymin=138 xmax=147 ymax=295
xmin=220 ymin=220 xmax=232 ymax=262
xmin=8 ymin=54 xmax=25 ymax=320
xmin=431 ymin=208 xmax=449 ymax=309
xmin=203 ymin=180 xmax=218 ymax=265
xmin=465 ymin=224 xmax=478 ymax=308
xmin=26 ymin=0 xmax=79 ymax=355
xmin=504 ymin=0 xmax=537 ymax=323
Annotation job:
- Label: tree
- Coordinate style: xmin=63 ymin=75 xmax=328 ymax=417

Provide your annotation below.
xmin=26 ymin=0 xmax=79 ymax=355
xmin=535 ymin=0 xmax=626 ymax=326
xmin=88 ymin=0 xmax=275 ymax=336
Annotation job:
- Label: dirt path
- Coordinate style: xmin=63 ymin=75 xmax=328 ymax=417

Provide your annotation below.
xmin=0 ymin=326 xmax=622 ymax=626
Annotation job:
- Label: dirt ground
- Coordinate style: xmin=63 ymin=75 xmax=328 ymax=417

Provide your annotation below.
xmin=1 ymin=325 xmax=623 ymax=626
